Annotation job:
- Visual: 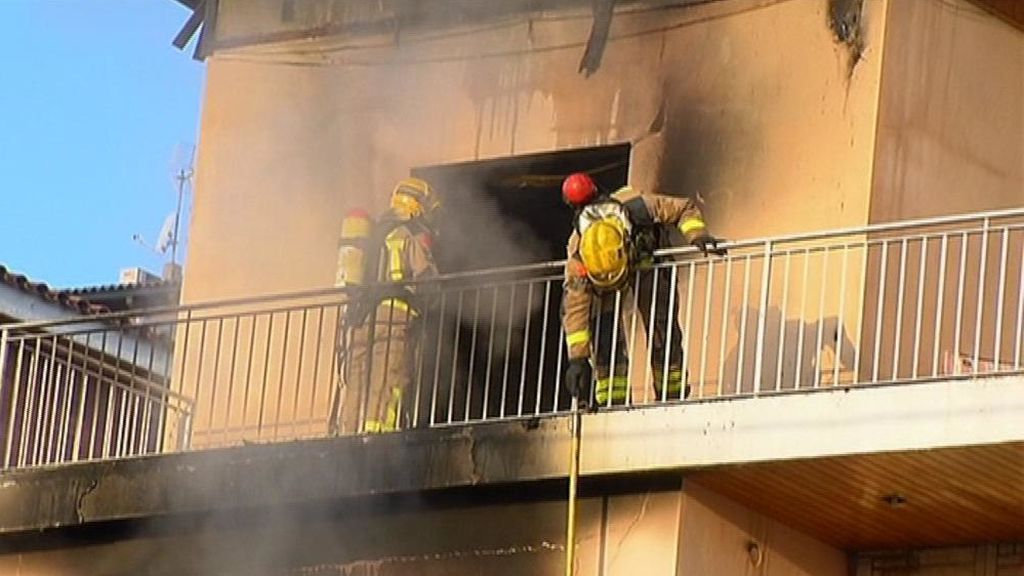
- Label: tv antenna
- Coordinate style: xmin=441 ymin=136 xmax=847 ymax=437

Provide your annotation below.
xmin=162 ymin=143 xmax=195 ymax=267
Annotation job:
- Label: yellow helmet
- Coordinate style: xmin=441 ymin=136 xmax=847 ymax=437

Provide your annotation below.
xmin=579 ymin=216 xmax=629 ymax=290
xmin=390 ymin=177 xmax=439 ymax=220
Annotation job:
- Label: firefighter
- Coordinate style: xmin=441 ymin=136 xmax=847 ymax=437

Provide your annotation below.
xmin=560 ymin=172 xmax=725 ymax=407
xmin=340 ymin=177 xmax=440 ymax=434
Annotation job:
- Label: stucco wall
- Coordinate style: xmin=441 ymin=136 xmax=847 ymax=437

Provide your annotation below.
xmin=0 ymin=482 xmax=845 ymax=575
xmin=177 ymin=0 xmax=892 ymax=438
xmin=185 ymin=0 xmax=889 ymax=304
xmin=861 ymin=0 xmax=1023 ymax=383
xmin=679 ymin=481 xmax=847 ymax=576
xmin=869 ymin=0 xmax=1024 ymax=222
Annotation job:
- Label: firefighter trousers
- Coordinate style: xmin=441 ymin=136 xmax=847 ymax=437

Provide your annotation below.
xmin=340 ymin=302 xmax=418 ymax=434
xmin=592 ymin=268 xmax=688 ymax=405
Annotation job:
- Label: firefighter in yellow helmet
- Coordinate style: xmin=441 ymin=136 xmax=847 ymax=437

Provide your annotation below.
xmin=340 ymin=177 xmax=440 ymax=434
xmin=561 ymin=173 xmax=725 ymax=407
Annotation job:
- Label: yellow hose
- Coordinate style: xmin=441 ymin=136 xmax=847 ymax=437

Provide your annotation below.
xmin=565 ymin=398 xmax=582 ymax=576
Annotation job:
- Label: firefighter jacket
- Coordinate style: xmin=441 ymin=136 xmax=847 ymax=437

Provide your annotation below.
xmin=342 ymin=212 xmax=437 ymax=327
xmin=375 ymin=214 xmax=438 ymax=312
xmin=562 ymin=186 xmax=709 ymax=360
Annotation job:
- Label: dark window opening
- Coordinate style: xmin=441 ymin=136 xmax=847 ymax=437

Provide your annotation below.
xmin=409 ymin=144 xmax=631 ymax=424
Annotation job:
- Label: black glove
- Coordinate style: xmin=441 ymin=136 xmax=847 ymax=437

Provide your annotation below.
xmin=691 ymin=232 xmax=727 ymax=257
xmin=564 ymin=358 xmax=593 ymax=401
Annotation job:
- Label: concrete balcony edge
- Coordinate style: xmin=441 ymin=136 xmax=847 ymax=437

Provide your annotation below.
xmin=0 ymin=374 xmax=1020 ymax=535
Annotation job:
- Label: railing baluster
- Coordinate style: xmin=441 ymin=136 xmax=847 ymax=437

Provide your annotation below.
xmin=683 ymin=260 xmax=696 ymax=399
xmin=871 ymin=241 xmax=889 ymax=383
xmin=661 ymin=265 xmax=678 ymax=402
xmin=412 ymin=300 xmax=430 ymax=427
xmin=273 ymin=312 xmax=293 ymax=438
xmin=953 ymin=232 xmax=969 ymax=374
xmin=500 ymin=286 xmax=517 ymax=417
xmin=222 ymin=317 xmax=241 ymax=444
xmin=127 ymin=392 xmax=141 ymax=458
xmin=290 ymin=309 xmax=305 ymax=434
xmin=29 ymin=357 xmax=46 ymax=467
xmin=717 ymin=257 xmax=733 ymax=397
xmin=912 ymin=237 xmax=928 ymax=379
xmin=699 ymin=261 xmax=714 ymax=399
xmin=430 ymin=293 xmax=448 ymax=425
xmin=56 ymin=340 xmax=75 ymax=464
xmin=290 ymin=310 xmax=309 ymax=437
xmin=71 ymin=333 xmax=90 ymax=462
xmin=449 ymin=290 xmax=465 ymax=424
xmin=327 ymin=305 xmax=345 ymax=435
xmin=593 ymin=290 xmax=605 ymax=409
xmin=973 ymin=219 xmax=990 ymax=372
xmin=379 ymin=303 xmax=398 ymax=430
xmin=626 ymin=269 xmax=641 ymax=407
xmin=554 ymin=323 xmax=566 ymax=413
xmin=796 ymin=248 xmax=811 ymax=389
xmin=752 ymin=241 xmax=773 ymax=395
xmin=643 ymin=268 xmax=658 ymax=405
xmin=814 ymin=248 xmax=831 ymax=389
xmin=36 ymin=337 xmax=58 ymax=465
xmin=775 ymin=250 xmax=792 ymax=392
xmin=113 ymin=379 xmax=126 ymax=459
xmin=993 ymin=226 xmax=1008 ymax=369
xmin=834 ymin=242 xmax=850 ymax=387
xmin=192 ymin=320 xmax=209 ymax=444
xmin=132 ymin=323 xmax=148 ymax=457
xmin=209 ymin=318 xmax=225 ymax=439
xmin=257 ymin=312 xmax=275 ymax=439
xmin=158 ymin=321 xmax=176 ymax=452
xmin=890 ymin=239 xmax=909 ymax=381
xmin=309 ymin=307 xmax=326 ymax=432
xmin=932 ymin=234 xmax=949 ymax=377
xmin=466 ymin=289 xmax=482 ymax=421
xmin=0 ymin=329 xmax=9 ymax=467
xmin=736 ymin=255 xmax=752 ymax=395
xmin=534 ymin=281 xmax=552 ymax=416
xmin=609 ymin=287 xmax=623 ymax=405
xmin=84 ymin=332 xmax=100 ymax=461
xmin=1015 ymin=240 xmax=1024 ymax=369
xmin=852 ymin=243 xmax=867 ymax=385
xmin=481 ymin=286 xmax=498 ymax=421
xmin=3 ymin=338 xmax=26 ymax=468
xmin=44 ymin=363 xmax=59 ymax=464
xmin=516 ymin=283 xmax=534 ymax=417
xmin=19 ymin=337 xmax=42 ymax=467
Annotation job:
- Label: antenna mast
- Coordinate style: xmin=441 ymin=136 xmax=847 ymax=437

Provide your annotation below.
xmin=171 ymin=166 xmax=191 ymax=266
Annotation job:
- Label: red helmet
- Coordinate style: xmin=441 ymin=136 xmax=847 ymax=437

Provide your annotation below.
xmin=562 ymin=172 xmax=597 ymax=207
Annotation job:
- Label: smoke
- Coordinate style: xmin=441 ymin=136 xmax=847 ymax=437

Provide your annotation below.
xmin=172 ymin=0 xmax=620 ymax=573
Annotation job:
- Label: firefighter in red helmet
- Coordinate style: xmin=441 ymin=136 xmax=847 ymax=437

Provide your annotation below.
xmin=562 ymin=172 xmax=599 ymax=206
xmin=560 ymin=172 xmax=725 ymax=407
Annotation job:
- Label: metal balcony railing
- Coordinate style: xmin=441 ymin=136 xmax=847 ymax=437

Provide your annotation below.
xmin=0 ymin=320 xmax=192 ymax=468
xmin=0 ymin=208 xmax=1021 ymax=468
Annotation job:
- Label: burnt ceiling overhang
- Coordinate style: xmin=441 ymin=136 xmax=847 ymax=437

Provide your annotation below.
xmin=172 ymin=0 xmax=725 ymax=60
xmin=173 ymin=0 xmax=1022 ymax=63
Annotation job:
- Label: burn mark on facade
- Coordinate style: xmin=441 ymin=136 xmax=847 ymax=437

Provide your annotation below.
xmin=828 ymin=0 xmax=866 ymax=78
xmin=578 ymin=0 xmax=617 ymax=77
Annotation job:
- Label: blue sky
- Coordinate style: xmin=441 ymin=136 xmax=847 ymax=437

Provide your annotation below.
xmin=0 ymin=1 xmax=204 ymax=288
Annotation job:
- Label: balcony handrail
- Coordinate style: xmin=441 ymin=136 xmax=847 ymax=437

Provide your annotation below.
xmin=3 ymin=207 xmax=1021 ymax=333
